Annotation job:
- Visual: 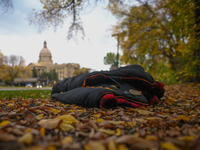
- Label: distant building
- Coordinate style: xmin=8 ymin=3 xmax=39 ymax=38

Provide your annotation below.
xmin=28 ymin=41 xmax=80 ymax=80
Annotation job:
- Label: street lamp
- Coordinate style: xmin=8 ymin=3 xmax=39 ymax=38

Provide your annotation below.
xmin=112 ymin=32 xmax=124 ymax=68
xmin=112 ymin=33 xmax=120 ymax=68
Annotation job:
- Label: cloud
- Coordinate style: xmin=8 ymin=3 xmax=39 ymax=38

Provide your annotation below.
xmin=0 ymin=0 xmax=119 ymax=71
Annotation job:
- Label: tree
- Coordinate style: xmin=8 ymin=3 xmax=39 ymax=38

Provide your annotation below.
xmin=0 ymin=0 xmax=13 ymax=13
xmin=49 ymin=69 xmax=58 ymax=81
xmin=26 ymin=0 xmax=126 ymax=40
xmin=73 ymin=67 xmax=90 ymax=75
xmin=104 ymin=52 xmax=119 ymax=69
xmin=39 ymin=69 xmax=58 ymax=81
xmin=0 ymin=0 xmax=138 ymax=40
xmin=32 ymin=66 xmax=38 ymax=78
xmin=107 ymin=0 xmax=198 ymax=81
xmin=3 ymin=55 xmax=31 ymax=85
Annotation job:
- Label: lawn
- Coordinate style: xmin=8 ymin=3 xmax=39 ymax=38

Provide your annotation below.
xmin=0 ymin=90 xmax=51 ymax=99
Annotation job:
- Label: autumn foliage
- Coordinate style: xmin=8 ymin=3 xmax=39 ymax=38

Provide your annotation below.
xmin=0 ymin=83 xmax=200 ymax=150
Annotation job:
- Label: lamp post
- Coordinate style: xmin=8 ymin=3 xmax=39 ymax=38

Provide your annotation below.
xmin=112 ymin=33 xmax=122 ymax=68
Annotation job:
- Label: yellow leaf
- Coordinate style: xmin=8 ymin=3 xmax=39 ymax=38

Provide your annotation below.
xmin=0 ymin=120 xmax=10 ymax=126
xmin=61 ymin=136 xmax=73 ymax=145
xmin=36 ymin=114 xmax=44 ymax=120
xmin=56 ymin=115 xmax=79 ymax=123
xmin=98 ymin=128 xmax=115 ymax=135
xmin=38 ymin=119 xmax=62 ymax=130
xmin=33 ymin=109 xmax=43 ymax=114
xmin=178 ymin=136 xmax=195 ymax=141
xmin=59 ymin=122 xmax=75 ymax=131
xmin=107 ymin=140 xmax=117 ymax=150
xmin=95 ymin=118 xmax=104 ymax=123
xmin=39 ymin=127 xmax=45 ymax=136
xmin=46 ymin=145 xmax=58 ymax=150
xmin=177 ymin=115 xmax=190 ymax=121
xmin=160 ymin=142 xmax=180 ymax=150
xmin=145 ymin=117 xmax=162 ymax=121
xmin=115 ymin=128 xmax=121 ymax=136
xmin=51 ymin=108 xmax=61 ymax=115
xmin=127 ymin=122 xmax=137 ymax=127
xmin=108 ymin=121 xmax=125 ymax=125
xmin=117 ymin=144 xmax=128 ymax=150
xmin=145 ymin=135 xmax=158 ymax=141
xmin=138 ymin=109 xmax=154 ymax=115
xmin=93 ymin=114 xmax=101 ymax=118
xmin=7 ymin=103 xmax=14 ymax=107
xmin=18 ymin=132 xmax=33 ymax=145
xmin=85 ymin=141 xmax=106 ymax=150
xmin=135 ymin=118 xmax=148 ymax=124
xmin=25 ymin=128 xmax=32 ymax=133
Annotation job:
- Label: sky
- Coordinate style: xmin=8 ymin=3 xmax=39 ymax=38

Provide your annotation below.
xmin=0 ymin=0 xmax=120 ymax=71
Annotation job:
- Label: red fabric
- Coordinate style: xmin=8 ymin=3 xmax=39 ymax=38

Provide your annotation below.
xmin=99 ymin=81 xmax=165 ymax=108
xmin=100 ymin=94 xmax=142 ymax=108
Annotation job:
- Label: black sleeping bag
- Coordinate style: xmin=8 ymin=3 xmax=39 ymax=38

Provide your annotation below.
xmin=51 ymin=65 xmax=164 ymax=108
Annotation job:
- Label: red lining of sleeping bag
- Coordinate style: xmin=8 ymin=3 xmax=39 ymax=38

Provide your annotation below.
xmin=100 ymin=94 xmax=145 ymax=108
xmin=116 ymin=96 xmax=149 ymax=106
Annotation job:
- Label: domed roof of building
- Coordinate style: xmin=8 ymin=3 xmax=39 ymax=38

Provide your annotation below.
xmin=39 ymin=41 xmax=52 ymax=56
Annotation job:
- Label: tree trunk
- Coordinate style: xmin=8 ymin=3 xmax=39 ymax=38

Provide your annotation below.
xmin=194 ymin=0 xmax=200 ymax=81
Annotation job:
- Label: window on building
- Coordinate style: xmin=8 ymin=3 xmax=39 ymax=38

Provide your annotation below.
xmin=44 ymin=57 xmax=46 ymax=61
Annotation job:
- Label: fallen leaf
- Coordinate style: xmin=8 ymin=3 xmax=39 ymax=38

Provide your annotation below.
xmin=36 ymin=113 xmax=44 ymax=120
xmin=138 ymin=109 xmax=154 ymax=115
xmin=18 ymin=132 xmax=33 ymax=145
xmin=115 ymin=128 xmax=121 ymax=136
xmin=61 ymin=136 xmax=73 ymax=144
xmin=115 ymin=135 xmax=139 ymax=144
xmin=177 ymin=115 xmax=190 ymax=121
xmin=107 ymin=140 xmax=117 ymax=150
xmin=108 ymin=120 xmax=125 ymax=125
xmin=134 ymin=139 xmax=154 ymax=149
xmin=98 ymin=128 xmax=115 ymax=135
xmin=57 ymin=114 xmax=79 ymax=123
xmin=38 ymin=118 xmax=62 ymax=130
xmin=59 ymin=122 xmax=75 ymax=131
xmin=135 ymin=118 xmax=148 ymax=124
xmin=0 ymin=132 xmax=16 ymax=142
xmin=160 ymin=142 xmax=180 ymax=150
xmin=0 ymin=120 xmax=10 ymax=126
xmin=85 ymin=141 xmax=106 ymax=150
xmin=145 ymin=117 xmax=162 ymax=120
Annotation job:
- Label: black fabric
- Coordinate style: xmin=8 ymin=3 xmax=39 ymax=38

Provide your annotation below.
xmin=51 ymin=65 xmax=156 ymax=107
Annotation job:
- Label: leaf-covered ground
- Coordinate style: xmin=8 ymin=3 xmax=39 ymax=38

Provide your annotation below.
xmin=0 ymin=83 xmax=200 ymax=150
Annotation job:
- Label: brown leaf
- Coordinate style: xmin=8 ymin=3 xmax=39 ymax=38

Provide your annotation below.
xmin=38 ymin=118 xmax=62 ymax=130
xmin=115 ymin=135 xmax=139 ymax=144
xmin=99 ymin=121 xmax=113 ymax=128
xmin=134 ymin=139 xmax=154 ymax=149
xmin=0 ymin=132 xmax=16 ymax=142
xmin=165 ymin=129 xmax=181 ymax=137
xmin=85 ymin=141 xmax=106 ymax=150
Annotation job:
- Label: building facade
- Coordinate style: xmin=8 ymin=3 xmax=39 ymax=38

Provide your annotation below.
xmin=28 ymin=41 xmax=80 ymax=80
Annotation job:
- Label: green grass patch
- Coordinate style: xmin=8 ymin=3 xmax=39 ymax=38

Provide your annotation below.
xmin=0 ymin=90 xmax=52 ymax=99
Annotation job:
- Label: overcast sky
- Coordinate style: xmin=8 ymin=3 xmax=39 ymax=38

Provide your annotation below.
xmin=0 ymin=0 xmax=120 ymax=71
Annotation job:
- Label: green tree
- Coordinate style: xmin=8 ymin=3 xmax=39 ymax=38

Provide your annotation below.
xmin=104 ymin=52 xmax=119 ymax=69
xmin=49 ymin=69 xmax=58 ymax=81
xmin=39 ymin=69 xmax=58 ymax=81
xmin=32 ymin=67 xmax=38 ymax=78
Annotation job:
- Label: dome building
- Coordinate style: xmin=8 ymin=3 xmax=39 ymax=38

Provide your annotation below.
xmin=38 ymin=41 xmax=53 ymax=65
xmin=28 ymin=41 xmax=80 ymax=80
